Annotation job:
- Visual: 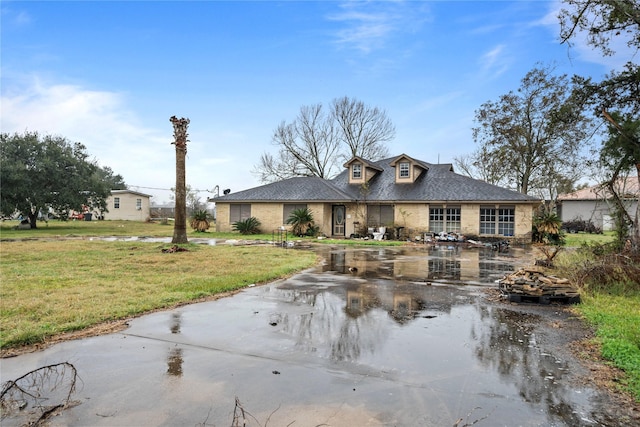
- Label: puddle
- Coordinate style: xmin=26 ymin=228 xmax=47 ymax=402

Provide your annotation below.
xmin=1 ymin=245 xmax=610 ymax=427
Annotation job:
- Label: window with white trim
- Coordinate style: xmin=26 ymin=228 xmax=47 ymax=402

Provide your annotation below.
xmin=498 ymin=207 xmax=515 ymax=236
xmin=136 ymin=198 xmax=142 ymax=210
xmin=429 ymin=207 xmax=444 ymax=233
xmin=352 ymin=163 xmax=362 ymax=179
xmin=114 ymin=197 xmax=120 ymax=209
xmin=399 ymin=162 xmax=410 ymax=178
xmin=429 ymin=206 xmax=461 ymax=233
xmin=479 ymin=206 xmax=495 ymax=234
xmin=445 ymin=206 xmax=461 ymax=232
xmin=480 ymin=206 xmax=514 ymax=236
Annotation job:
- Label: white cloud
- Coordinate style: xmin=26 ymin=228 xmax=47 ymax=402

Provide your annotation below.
xmin=477 ymin=44 xmax=510 ymax=78
xmin=1 ymin=77 xmax=175 ymax=198
xmin=1 ymin=76 xmax=268 ymax=204
xmin=327 ymin=1 xmax=431 ymax=54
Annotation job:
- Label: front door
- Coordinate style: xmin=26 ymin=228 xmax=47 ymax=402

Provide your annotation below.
xmin=332 ymin=205 xmax=346 ymax=237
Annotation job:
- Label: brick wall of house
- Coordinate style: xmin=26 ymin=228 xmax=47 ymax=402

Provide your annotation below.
xmin=215 ymin=201 xmax=536 ymax=241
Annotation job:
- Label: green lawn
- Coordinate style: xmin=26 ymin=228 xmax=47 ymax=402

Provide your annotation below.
xmin=563 ymin=231 xmax=616 ymax=247
xmin=2 ymin=219 xmax=637 ymax=403
xmin=0 ymin=219 xmax=245 ymax=239
xmin=0 ymin=239 xmax=317 ymax=350
xmin=557 ymin=248 xmax=640 ymax=401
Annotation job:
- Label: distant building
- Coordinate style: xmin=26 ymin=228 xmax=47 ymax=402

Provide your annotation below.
xmin=557 ymin=177 xmax=639 ymax=231
xmin=98 ymin=190 xmax=152 ymax=221
xmin=150 ymin=202 xmax=176 ymax=220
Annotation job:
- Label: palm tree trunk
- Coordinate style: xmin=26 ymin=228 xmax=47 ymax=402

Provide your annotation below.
xmin=170 ymin=116 xmax=190 ymax=244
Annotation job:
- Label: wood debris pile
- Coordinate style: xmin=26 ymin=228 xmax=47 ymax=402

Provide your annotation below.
xmin=498 ymin=268 xmax=580 ymax=304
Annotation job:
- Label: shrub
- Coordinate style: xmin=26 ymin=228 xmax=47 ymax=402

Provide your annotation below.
xmin=561 ymin=218 xmax=602 ymax=234
xmin=190 ymin=210 xmax=211 ymax=232
xmin=533 ymin=212 xmax=564 ymax=244
xmin=232 ymin=217 xmax=261 ymax=235
xmin=286 ymin=208 xmax=315 ymax=237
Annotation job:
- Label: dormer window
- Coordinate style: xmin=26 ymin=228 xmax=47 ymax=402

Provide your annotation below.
xmin=399 ymin=162 xmax=410 ymax=178
xmin=352 ymin=163 xmax=362 ymax=179
xmin=344 ymin=156 xmax=383 ymax=184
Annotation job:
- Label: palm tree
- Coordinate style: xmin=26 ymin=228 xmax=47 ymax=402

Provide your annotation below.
xmin=534 ymin=212 xmax=562 ymax=244
xmin=190 ymin=209 xmax=211 ymax=232
xmin=170 ymin=116 xmax=190 ymax=244
xmin=287 ymin=208 xmax=314 ymax=236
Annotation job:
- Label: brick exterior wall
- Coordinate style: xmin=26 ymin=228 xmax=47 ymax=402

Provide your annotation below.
xmin=215 ymin=201 xmax=536 ymax=241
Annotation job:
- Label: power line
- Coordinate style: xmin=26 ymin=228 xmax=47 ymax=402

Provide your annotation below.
xmin=129 ymin=185 xmax=214 ymax=193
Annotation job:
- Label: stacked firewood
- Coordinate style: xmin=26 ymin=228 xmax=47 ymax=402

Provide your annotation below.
xmin=498 ymin=268 xmax=580 ymax=299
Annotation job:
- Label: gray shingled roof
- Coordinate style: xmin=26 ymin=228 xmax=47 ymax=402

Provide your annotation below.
xmin=213 ymin=176 xmax=353 ymax=202
xmin=214 ymin=156 xmax=540 ymax=203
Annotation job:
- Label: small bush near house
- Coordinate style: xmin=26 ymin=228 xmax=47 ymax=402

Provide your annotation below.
xmin=190 ymin=209 xmax=211 ymax=232
xmin=232 ymin=217 xmax=261 ymax=235
xmin=562 ymin=218 xmax=602 ymax=234
xmin=286 ymin=208 xmax=316 ymax=237
xmin=533 ymin=212 xmax=564 ymax=244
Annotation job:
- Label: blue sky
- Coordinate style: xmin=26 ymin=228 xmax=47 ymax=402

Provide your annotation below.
xmin=1 ymin=1 xmax=634 ymax=204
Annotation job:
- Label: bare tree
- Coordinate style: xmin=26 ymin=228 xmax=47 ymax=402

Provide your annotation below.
xmin=453 ymin=145 xmax=511 ymax=188
xmin=254 ymin=97 xmax=395 ymax=183
xmin=170 ymin=116 xmax=190 ymax=244
xmin=332 ymin=96 xmax=394 ymax=161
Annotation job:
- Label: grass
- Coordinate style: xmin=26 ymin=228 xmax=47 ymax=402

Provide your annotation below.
xmin=0 ymin=219 xmax=269 ymax=240
xmin=3 ymin=219 xmax=637 ymax=402
xmin=0 ymin=239 xmax=317 ymax=349
xmin=562 ymin=231 xmax=615 ymax=247
xmin=0 ymin=219 xmax=407 ymax=245
xmin=556 ymin=248 xmax=640 ymax=401
xmin=577 ymin=292 xmax=640 ymax=400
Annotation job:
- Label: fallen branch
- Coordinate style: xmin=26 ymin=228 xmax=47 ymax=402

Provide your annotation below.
xmin=1 ymin=362 xmax=79 ymax=426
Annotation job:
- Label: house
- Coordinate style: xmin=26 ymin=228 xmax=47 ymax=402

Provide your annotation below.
xmin=150 ymin=202 xmax=176 ymax=220
xmin=98 ymin=190 xmax=152 ymax=221
xmin=557 ymin=177 xmax=639 ymax=231
xmin=213 ymin=154 xmax=541 ymax=241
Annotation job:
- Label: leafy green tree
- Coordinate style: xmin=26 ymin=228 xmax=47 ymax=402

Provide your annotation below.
xmin=0 ymin=132 xmax=123 ymax=228
xmin=472 ymin=64 xmax=591 ymax=196
xmin=559 ymin=0 xmax=639 ymax=57
xmin=559 ymin=1 xmax=639 ymax=248
xmin=599 ymin=113 xmax=640 ymax=247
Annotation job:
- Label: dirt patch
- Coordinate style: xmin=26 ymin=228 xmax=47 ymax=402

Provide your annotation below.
xmin=484 ymin=289 xmax=640 ymax=426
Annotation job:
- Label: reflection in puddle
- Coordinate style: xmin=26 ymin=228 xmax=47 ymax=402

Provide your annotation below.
xmin=166 ymin=347 xmax=183 ymax=377
xmin=258 ymin=245 xmax=594 ymax=425
xmin=318 ymin=245 xmax=526 ymax=285
xmin=170 ymin=312 xmax=181 ymax=334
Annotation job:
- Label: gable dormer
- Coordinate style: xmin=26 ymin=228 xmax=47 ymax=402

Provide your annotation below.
xmin=343 ymin=156 xmax=383 ymax=185
xmin=389 ymin=154 xmax=429 ymax=184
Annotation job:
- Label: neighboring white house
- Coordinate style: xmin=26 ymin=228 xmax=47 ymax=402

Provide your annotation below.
xmin=557 ymin=177 xmax=639 ymax=231
xmin=99 ymin=190 xmax=152 ymax=221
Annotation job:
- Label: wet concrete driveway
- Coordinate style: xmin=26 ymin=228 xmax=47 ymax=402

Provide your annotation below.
xmin=1 ymin=245 xmax=611 ymax=426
